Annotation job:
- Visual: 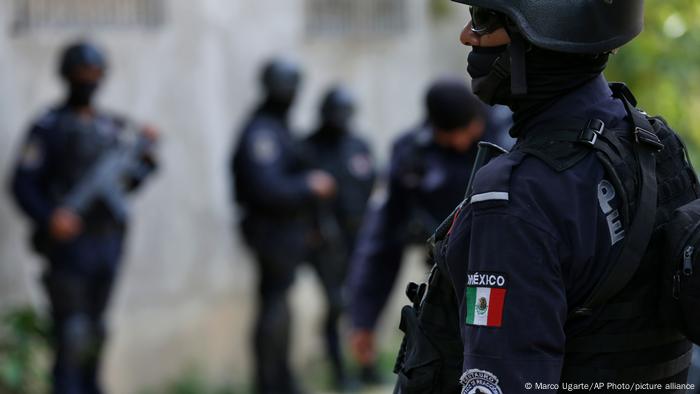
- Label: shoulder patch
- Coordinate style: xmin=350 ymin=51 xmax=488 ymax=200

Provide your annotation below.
xmin=35 ymin=108 xmax=60 ymax=130
xmin=460 ymin=369 xmax=503 ymax=394
xmin=19 ymin=137 xmax=45 ymax=169
xmin=413 ymin=127 xmax=433 ymax=146
xmin=348 ymin=153 xmax=373 ymax=179
xmin=465 ymin=271 xmax=508 ymax=328
xmin=469 ymin=151 xmax=525 ymax=205
xmin=250 ymin=128 xmax=280 ymax=165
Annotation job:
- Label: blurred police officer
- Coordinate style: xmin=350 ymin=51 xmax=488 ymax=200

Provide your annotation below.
xmin=417 ymin=1 xmax=698 ymax=392
xmin=9 ymin=40 xmax=158 ymax=394
xmin=303 ymin=85 xmax=376 ymax=389
xmin=347 ymin=78 xmax=490 ymax=379
xmin=231 ymin=59 xmax=336 ymax=394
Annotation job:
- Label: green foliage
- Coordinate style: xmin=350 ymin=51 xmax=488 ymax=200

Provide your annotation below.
xmin=0 ymin=307 xmax=50 ymax=394
xmin=141 ymin=368 xmax=240 ymax=394
xmin=606 ymin=0 xmax=700 ymax=154
xmin=430 ymin=0 xmax=452 ymax=19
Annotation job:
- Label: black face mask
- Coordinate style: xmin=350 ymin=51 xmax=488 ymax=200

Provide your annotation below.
xmin=467 ymin=43 xmax=609 ymax=124
xmin=258 ymin=93 xmax=297 ymax=121
xmin=507 ymin=47 xmax=609 ymax=136
xmin=66 ymin=81 xmax=99 ymax=108
xmin=467 ymin=45 xmax=511 ymax=105
xmin=467 ymin=45 xmax=507 ymax=79
xmin=322 ymin=108 xmax=353 ymax=133
xmin=518 ymin=47 xmax=608 ymax=102
xmin=317 ymin=123 xmax=347 ymax=141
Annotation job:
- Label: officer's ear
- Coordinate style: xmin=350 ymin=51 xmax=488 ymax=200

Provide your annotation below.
xmin=463 ymin=117 xmax=486 ymax=139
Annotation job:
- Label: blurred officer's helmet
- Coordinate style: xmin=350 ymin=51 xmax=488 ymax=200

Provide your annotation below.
xmin=321 ymin=85 xmax=356 ymax=130
xmin=261 ymin=58 xmax=302 ymax=105
xmin=59 ymin=40 xmax=108 ymax=81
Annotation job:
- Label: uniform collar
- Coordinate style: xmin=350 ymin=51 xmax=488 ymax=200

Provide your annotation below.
xmin=513 ymin=74 xmax=628 ymax=139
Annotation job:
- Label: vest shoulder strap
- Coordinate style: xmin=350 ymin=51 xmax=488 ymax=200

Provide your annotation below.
xmin=515 ymin=84 xmax=663 ymax=313
xmin=580 ymin=87 xmax=661 ymax=311
xmin=467 ymin=149 xmax=525 ymax=206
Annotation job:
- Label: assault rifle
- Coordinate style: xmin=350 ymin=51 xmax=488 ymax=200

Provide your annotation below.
xmin=63 ymin=124 xmax=156 ymax=222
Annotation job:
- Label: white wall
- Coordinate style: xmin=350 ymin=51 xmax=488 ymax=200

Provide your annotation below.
xmin=0 ymin=1 xmax=471 ymax=392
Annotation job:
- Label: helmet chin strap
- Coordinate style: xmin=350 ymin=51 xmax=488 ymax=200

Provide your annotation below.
xmin=508 ymin=31 xmax=528 ymax=96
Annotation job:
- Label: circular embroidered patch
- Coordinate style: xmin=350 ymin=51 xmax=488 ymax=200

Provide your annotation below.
xmin=20 ymin=138 xmax=44 ymax=169
xmin=251 ymin=129 xmax=280 ymax=165
xmin=348 ymin=153 xmax=372 ymax=178
xmin=460 ymin=369 xmax=503 ymax=394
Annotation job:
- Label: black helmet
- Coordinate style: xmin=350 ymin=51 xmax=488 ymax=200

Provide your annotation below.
xmin=321 ymin=85 xmax=356 ymax=129
xmin=426 ymin=78 xmax=484 ymax=131
xmin=59 ymin=40 xmax=107 ymax=80
xmin=261 ymin=58 xmax=302 ymax=103
xmin=452 ymin=0 xmax=644 ymax=54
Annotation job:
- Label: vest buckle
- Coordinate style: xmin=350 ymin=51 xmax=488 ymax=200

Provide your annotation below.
xmin=672 ymin=272 xmax=681 ymax=300
xmin=634 ymin=127 xmax=664 ymax=151
xmin=579 ymin=119 xmax=605 ymax=147
xmin=573 ymin=307 xmax=593 ymax=316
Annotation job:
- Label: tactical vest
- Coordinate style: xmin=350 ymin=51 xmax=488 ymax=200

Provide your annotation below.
xmin=393 ymin=84 xmax=699 ymax=393
xmin=522 ymin=84 xmax=698 ymax=387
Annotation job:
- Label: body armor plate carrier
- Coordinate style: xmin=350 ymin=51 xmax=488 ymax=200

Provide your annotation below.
xmin=393 ymin=84 xmax=700 ymax=393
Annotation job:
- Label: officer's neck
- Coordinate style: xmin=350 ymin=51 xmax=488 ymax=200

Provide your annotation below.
xmin=65 ymin=103 xmax=96 ymax=118
xmin=512 ymin=74 xmax=620 ymax=139
xmin=314 ymin=124 xmax=346 ymax=141
xmin=258 ymin=99 xmax=291 ymax=122
xmin=505 ymin=48 xmax=609 ymax=137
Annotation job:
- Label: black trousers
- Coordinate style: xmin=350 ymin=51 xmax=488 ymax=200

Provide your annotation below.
xmin=42 ymin=230 xmax=123 ymax=394
xmin=43 ymin=270 xmax=115 ymax=394
xmin=253 ymin=253 xmax=301 ymax=394
xmin=307 ymin=248 xmax=348 ymax=385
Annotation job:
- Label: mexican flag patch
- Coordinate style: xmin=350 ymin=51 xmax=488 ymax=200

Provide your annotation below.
xmin=465 ymin=271 xmax=507 ymax=327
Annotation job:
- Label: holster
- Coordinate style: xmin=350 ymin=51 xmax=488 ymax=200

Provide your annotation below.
xmin=393 ymin=244 xmax=463 ymax=394
xmin=393 ymin=141 xmax=508 ymax=393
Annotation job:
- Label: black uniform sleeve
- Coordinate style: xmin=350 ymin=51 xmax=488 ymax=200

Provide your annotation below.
xmin=447 ymin=206 xmax=566 ymax=393
xmin=348 ymin=143 xmax=411 ymax=330
xmin=237 ymin=127 xmax=315 ymax=210
xmin=10 ymin=125 xmax=54 ymax=226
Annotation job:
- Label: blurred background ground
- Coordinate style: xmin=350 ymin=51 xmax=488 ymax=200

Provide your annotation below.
xmin=1 ymin=0 xmax=700 ymax=393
